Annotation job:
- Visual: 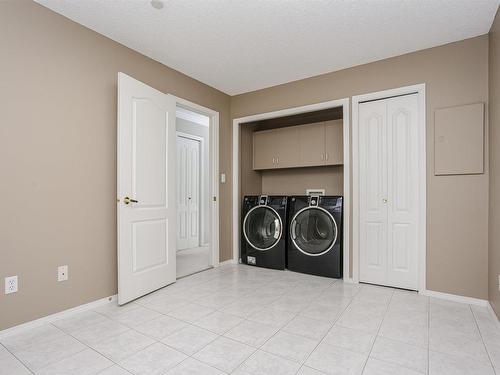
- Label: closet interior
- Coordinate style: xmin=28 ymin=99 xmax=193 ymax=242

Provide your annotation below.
xmin=240 ymin=106 xmax=344 ymax=198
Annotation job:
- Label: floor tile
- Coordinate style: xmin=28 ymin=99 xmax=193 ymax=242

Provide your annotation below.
xmin=296 ymin=366 xmax=327 ymax=375
xmin=378 ymin=316 xmax=428 ymax=348
xmin=119 ymin=342 xmax=187 ymax=375
xmin=161 ymin=325 xmax=218 ymax=355
xmin=370 ymin=336 xmax=427 ymax=374
xmin=363 ymin=358 xmax=425 ymax=375
xmin=110 ymin=306 xmax=162 ymax=328
xmin=167 ymin=303 xmax=215 ymax=323
xmin=305 ymin=342 xmax=367 ymax=375
xmin=194 ymin=311 xmax=243 ymax=334
xmin=247 ymin=307 xmax=297 ymax=328
xmin=301 ymin=295 xmax=351 ymax=320
xmin=429 ymin=350 xmax=495 ymax=375
xmin=93 ymin=302 xmax=140 ymax=318
xmin=336 ymin=310 xmax=384 ymax=334
xmin=220 ymin=299 xmax=267 ymax=318
xmin=71 ymin=319 xmax=130 ymax=346
xmin=237 ymin=349 xmax=301 ymax=375
xmin=323 ymin=325 xmax=375 ymax=355
xmin=91 ymin=330 xmax=155 ymax=362
xmin=134 ymin=315 xmax=188 ymax=340
xmin=97 ymin=366 xmax=132 ymax=375
xmin=8 ymin=333 xmax=87 ymax=371
xmin=166 ymin=358 xmax=225 ymax=374
xmin=193 ymin=337 xmax=255 ymax=373
xmin=52 ymin=311 xmax=108 ymax=334
xmin=224 ymin=320 xmax=278 ymax=347
xmin=283 ymin=315 xmax=332 ymax=340
xmin=138 ymin=296 xmax=190 ymax=314
xmin=0 ymin=345 xmax=31 ymax=375
xmin=261 ymin=331 xmax=318 ymax=363
xmin=194 ymin=293 xmax=238 ymax=309
xmin=35 ymin=349 xmax=113 ymax=375
xmin=1 ymin=324 xmax=66 ymax=350
xmin=429 ymin=326 xmax=489 ymax=362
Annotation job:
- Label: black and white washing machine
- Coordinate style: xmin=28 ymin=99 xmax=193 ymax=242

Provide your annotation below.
xmin=287 ymin=195 xmax=343 ymax=278
xmin=241 ymin=195 xmax=288 ymax=270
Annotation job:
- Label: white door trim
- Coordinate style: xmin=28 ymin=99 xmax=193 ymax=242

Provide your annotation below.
xmin=352 ymin=83 xmax=426 ymax=291
xmin=174 ymin=97 xmax=220 ymax=267
xmin=176 ymin=131 xmax=204 ymax=250
xmin=232 ymin=98 xmax=350 ymax=279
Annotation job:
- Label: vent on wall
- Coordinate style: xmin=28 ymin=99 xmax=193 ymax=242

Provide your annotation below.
xmin=306 ymin=189 xmax=325 ymax=196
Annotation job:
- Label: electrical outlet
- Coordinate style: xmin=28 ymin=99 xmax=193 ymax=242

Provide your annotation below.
xmin=5 ymin=276 xmax=18 ymax=294
xmin=57 ymin=265 xmax=68 ymax=282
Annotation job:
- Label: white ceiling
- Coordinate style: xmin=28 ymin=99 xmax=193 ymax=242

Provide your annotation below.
xmin=36 ymin=0 xmax=499 ymax=95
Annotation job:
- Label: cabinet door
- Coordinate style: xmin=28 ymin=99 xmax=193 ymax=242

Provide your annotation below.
xmin=298 ymin=122 xmax=326 ymax=167
xmin=275 ymin=126 xmax=300 ymax=168
xmin=253 ymin=129 xmax=276 ymax=170
xmin=325 ymin=120 xmax=343 ymax=165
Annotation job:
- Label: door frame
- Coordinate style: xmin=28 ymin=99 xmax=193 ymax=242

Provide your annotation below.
xmin=232 ymin=98 xmax=351 ymax=279
xmin=174 ymin=97 xmax=220 ymax=267
xmin=176 ymin=131 xmax=204 ymax=251
xmin=351 ymin=83 xmax=426 ymax=291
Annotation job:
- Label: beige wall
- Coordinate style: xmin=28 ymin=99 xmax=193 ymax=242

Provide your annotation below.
xmin=261 ymin=167 xmax=344 ymax=196
xmin=489 ymin=10 xmax=500 ymax=317
xmin=0 ymin=0 xmax=495 ymax=331
xmin=232 ymin=35 xmax=490 ymax=300
xmin=0 ymin=1 xmax=231 ymax=330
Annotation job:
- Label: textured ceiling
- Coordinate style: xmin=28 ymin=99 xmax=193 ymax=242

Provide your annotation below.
xmin=36 ymin=0 xmax=499 ymax=95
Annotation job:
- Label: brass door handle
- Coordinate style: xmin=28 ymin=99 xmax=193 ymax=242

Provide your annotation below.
xmin=123 ymin=196 xmax=138 ymax=205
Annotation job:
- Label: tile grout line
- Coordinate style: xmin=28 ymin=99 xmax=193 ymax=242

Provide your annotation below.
xmin=470 ymin=305 xmax=498 ymax=375
xmin=293 ymin=283 xmax=360 ymax=374
xmin=0 ymin=341 xmax=36 ymax=375
xmin=359 ymin=288 xmax=395 ymax=374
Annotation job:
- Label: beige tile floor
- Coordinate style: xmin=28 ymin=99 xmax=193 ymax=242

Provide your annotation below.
xmin=1 ymin=264 xmax=500 ymax=375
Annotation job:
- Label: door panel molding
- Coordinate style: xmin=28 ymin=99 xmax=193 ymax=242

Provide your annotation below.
xmin=352 ymin=84 xmax=426 ymax=292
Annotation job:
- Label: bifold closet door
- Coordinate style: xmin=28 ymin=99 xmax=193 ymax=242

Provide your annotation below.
xmin=359 ymin=94 xmax=419 ymax=290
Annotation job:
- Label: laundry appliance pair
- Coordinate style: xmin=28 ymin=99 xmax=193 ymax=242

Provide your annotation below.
xmin=241 ymin=194 xmax=343 ymax=278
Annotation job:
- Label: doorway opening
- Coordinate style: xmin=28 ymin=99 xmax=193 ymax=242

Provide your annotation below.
xmin=176 ymin=107 xmax=214 ymax=278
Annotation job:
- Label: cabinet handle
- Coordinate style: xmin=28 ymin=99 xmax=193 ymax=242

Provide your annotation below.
xmin=272 ymin=157 xmax=275 ymax=164
xmin=276 ymin=157 xmax=279 ymax=164
xmin=325 ymin=153 xmax=329 ymax=161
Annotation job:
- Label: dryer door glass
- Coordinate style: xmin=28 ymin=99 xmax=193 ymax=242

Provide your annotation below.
xmin=244 ymin=207 xmax=282 ymax=251
xmin=291 ymin=207 xmax=337 ymax=255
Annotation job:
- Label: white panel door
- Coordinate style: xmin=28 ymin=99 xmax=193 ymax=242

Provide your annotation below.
xmin=359 ymin=94 xmax=419 ymax=290
xmin=359 ymin=100 xmax=388 ymax=286
xmin=386 ymin=94 xmax=419 ymax=289
xmin=117 ymin=73 xmax=177 ymax=304
xmin=177 ymin=135 xmax=200 ymax=250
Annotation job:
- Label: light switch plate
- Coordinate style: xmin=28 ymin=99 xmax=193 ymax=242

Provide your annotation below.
xmin=220 ymin=173 xmax=226 ymax=183
xmin=58 ymin=265 xmax=68 ymax=282
xmin=5 ymin=276 xmax=18 ymax=294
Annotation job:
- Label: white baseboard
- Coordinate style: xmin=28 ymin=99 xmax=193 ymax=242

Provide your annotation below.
xmin=420 ymin=289 xmax=488 ymax=306
xmin=488 ymin=302 xmax=500 ymax=324
xmin=0 ymin=294 xmax=117 ymax=339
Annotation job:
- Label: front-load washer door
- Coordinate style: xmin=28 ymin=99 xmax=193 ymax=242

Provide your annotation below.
xmin=243 ymin=206 xmax=283 ymax=251
xmin=291 ymin=207 xmax=338 ymax=256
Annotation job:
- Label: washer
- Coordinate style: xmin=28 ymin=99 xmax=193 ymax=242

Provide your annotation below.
xmin=287 ymin=195 xmax=343 ymax=278
xmin=241 ymin=195 xmax=288 ymax=270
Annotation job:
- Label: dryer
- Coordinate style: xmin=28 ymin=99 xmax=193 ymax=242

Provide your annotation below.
xmin=241 ymin=195 xmax=288 ymax=270
xmin=288 ymin=195 xmax=343 ymax=278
